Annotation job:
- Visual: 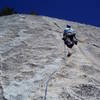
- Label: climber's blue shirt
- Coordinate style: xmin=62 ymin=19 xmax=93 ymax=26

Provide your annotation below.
xmin=64 ymin=27 xmax=75 ymax=36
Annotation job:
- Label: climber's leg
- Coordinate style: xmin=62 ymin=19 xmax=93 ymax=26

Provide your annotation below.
xmin=67 ymin=47 xmax=72 ymax=57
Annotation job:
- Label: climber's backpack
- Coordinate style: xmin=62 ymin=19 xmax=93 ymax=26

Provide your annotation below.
xmin=64 ymin=37 xmax=74 ymax=48
xmin=62 ymin=33 xmax=78 ymax=48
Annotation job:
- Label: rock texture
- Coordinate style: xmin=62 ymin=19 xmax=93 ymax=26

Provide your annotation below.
xmin=0 ymin=14 xmax=100 ymax=100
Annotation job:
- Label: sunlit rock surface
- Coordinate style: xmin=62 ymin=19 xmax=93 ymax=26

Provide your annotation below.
xmin=0 ymin=14 xmax=100 ymax=100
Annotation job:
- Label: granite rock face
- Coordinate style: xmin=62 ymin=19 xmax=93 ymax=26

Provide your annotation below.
xmin=0 ymin=14 xmax=100 ymax=100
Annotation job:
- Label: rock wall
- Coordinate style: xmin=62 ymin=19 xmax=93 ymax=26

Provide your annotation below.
xmin=0 ymin=14 xmax=100 ymax=100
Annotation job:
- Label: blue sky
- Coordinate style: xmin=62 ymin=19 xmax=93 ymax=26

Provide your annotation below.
xmin=0 ymin=0 xmax=100 ymax=27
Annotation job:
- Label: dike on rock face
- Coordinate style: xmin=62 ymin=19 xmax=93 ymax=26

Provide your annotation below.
xmin=0 ymin=14 xmax=100 ymax=100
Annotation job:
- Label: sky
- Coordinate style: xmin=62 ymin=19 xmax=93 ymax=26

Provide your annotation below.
xmin=0 ymin=0 xmax=100 ymax=27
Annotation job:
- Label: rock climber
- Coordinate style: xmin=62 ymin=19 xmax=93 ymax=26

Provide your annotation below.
xmin=62 ymin=25 xmax=78 ymax=57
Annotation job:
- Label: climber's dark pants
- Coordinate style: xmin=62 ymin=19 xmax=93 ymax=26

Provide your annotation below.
xmin=62 ymin=35 xmax=78 ymax=48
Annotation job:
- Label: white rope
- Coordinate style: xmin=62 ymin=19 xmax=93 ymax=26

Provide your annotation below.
xmin=43 ymin=70 xmax=57 ymax=100
xmin=43 ymin=22 xmax=67 ymax=100
xmin=43 ymin=43 xmax=67 ymax=100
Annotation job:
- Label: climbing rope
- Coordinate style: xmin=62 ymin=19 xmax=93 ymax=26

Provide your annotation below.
xmin=53 ymin=22 xmax=67 ymax=62
xmin=43 ymin=70 xmax=57 ymax=100
xmin=43 ymin=45 xmax=66 ymax=100
xmin=43 ymin=45 xmax=67 ymax=100
xmin=43 ymin=22 xmax=67 ymax=100
xmin=64 ymin=43 xmax=67 ymax=64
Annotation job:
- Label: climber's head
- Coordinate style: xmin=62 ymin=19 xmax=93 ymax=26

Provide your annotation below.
xmin=66 ymin=25 xmax=71 ymax=28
